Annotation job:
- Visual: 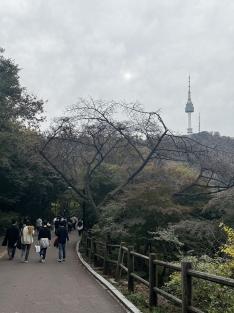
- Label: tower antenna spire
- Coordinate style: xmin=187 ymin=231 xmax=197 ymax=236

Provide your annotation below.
xmin=188 ymin=75 xmax=191 ymax=100
xmin=185 ymin=75 xmax=194 ymax=134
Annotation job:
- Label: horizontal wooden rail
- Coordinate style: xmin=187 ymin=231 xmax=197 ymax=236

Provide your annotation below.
xmin=120 ymin=263 xmax=128 ymax=273
xmin=154 ymin=260 xmax=181 ymax=271
xmin=107 ymin=259 xmax=118 ymax=264
xmin=131 ymin=251 xmax=149 ymax=261
xmin=122 ymin=246 xmax=128 ymax=252
xmin=131 ymin=272 xmax=149 ymax=287
xmin=188 ymin=306 xmax=204 ymax=313
xmin=107 ymin=244 xmax=120 ymax=248
xmin=188 ymin=269 xmax=234 ymax=287
xmin=95 ymin=240 xmax=105 ymax=246
xmin=80 ymin=233 xmax=234 ymax=313
xmin=153 ymin=287 xmax=182 ymax=306
xmin=94 ymin=253 xmax=105 ymax=260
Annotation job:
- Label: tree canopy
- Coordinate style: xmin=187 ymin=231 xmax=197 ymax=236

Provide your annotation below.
xmin=0 ymin=49 xmax=66 ymax=231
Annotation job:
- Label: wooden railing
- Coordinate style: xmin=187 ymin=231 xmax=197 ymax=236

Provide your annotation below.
xmin=80 ymin=233 xmax=234 ymax=313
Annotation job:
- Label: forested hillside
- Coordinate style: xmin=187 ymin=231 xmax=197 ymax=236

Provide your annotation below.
xmin=192 ymin=131 xmax=234 ymax=152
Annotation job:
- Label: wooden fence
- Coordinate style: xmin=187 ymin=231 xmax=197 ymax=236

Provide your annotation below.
xmin=80 ymin=233 xmax=234 ymax=313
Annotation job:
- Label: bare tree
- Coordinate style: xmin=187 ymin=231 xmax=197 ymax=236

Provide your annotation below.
xmin=172 ymin=137 xmax=234 ymax=197
xmin=152 ymin=133 xmax=234 ymax=197
xmin=40 ymin=99 xmax=169 ymax=211
xmin=40 ymin=98 xmax=234 ymax=213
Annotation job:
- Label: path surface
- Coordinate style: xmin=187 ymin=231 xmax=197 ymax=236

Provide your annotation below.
xmin=0 ymin=233 xmax=126 ymax=313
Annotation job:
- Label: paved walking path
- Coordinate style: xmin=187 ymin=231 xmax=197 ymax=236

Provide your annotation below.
xmin=0 ymin=233 xmax=126 ymax=313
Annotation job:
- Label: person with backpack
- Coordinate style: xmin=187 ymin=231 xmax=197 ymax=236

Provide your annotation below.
xmin=56 ymin=220 xmax=69 ymax=262
xmin=2 ymin=219 xmax=20 ymax=260
xmin=21 ymin=220 xmax=34 ymax=263
xmin=38 ymin=221 xmax=51 ymax=263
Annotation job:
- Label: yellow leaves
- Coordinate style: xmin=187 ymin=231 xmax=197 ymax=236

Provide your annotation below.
xmin=220 ymin=224 xmax=234 ymax=259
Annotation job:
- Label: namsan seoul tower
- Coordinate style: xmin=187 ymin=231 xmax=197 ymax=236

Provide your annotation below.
xmin=185 ymin=76 xmax=194 ymax=134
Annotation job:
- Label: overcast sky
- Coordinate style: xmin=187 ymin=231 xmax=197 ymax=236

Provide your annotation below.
xmin=1 ymin=0 xmax=234 ymax=136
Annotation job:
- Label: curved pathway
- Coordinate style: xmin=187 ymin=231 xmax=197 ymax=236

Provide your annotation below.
xmin=0 ymin=233 xmax=126 ymax=313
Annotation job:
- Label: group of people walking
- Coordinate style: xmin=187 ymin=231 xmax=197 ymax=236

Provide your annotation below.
xmin=2 ymin=219 xmax=34 ymax=262
xmin=2 ymin=216 xmax=83 ymax=263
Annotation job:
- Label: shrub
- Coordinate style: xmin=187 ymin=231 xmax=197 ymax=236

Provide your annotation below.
xmin=164 ymin=256 xmax=234 ymax=312
xmin=172 ymin=220 xmax=226 ymax=256
xmin=202 ymin=189 xmax=234 ymax=227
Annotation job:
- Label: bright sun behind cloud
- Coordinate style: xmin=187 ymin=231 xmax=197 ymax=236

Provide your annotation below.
xmin=123 ymin=71 xmax=133 ymax=81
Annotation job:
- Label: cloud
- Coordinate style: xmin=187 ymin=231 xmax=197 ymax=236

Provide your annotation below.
xmin=0 ymin=0 xmax=234 ymax=136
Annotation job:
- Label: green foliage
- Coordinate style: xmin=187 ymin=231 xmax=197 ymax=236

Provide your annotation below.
xmin=149 ymin=227 xmax=184 ymax=261
xmin=90 ymin=164 xmax=124 ymax=205
xmin=0 ymin=128 xmax=66 ymax=218
xmin=92 ymin=180 xmax=192 ymax=248
xmin=164 ymin=256 xmax=234 ymax=313
xmin=51 ymin=189 xmax=81 ymax=217
xmin=146 ymin=219 xmax=225 ymax=260
xmin=173 ymin=185 xmax=211 ymax=207
xmin=125 ymin=292 xmax=168 ymax=313
xmin=0 ymin=211 xmax=19 ymax=235
xmin=203 ymin=189 xmax=234 ymax=227
xmin=0 ymin=50 xmax=44 ymax=129
xmin=0 ymin=50 xmax=66 ymax=223
xmin=92 ymin=163 xmax=201 ymax=245
xmin=126 ymin=292 xmax=148 ymax=310
xmin=172 ymin=220 xmax=226 ymax=256
xmin=92 ymin=200 xmax=130 ymax=240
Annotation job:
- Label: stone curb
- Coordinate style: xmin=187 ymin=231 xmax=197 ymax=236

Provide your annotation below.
xmin=76 ymin=241 xmax=142 ymax=313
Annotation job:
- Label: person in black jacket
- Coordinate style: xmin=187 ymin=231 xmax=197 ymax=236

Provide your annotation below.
xmin=56 ymin=220 xmax=69 ymax=262
xmin=38 ymin=221 xmax=51 ymax=263
xmin=4 ymin=219 xmax=20 ymax=260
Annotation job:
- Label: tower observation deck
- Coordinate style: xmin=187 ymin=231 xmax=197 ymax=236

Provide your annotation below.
xmin=185 ymin=76 xmax=194 ymax=134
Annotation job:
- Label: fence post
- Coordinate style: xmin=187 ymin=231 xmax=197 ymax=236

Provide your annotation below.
xmin=89 ymin=238 xmax=94 ymax=263
xmin=103 ymin=241 xmax=109 ymax=275
xmin=181 ymin=261 xmax=192 ymax=313
xmin=80 ymin=231 xmax=85 ymax=251
xmin=107 ymin=232 xmax=111 ymax=255
xmin=149 ymin=253 xmax=157 ymax=307
xmin=127 ymin=246 xmax=134 ymax=292
xmin=115 ymin=242 xmax=123 ymax=281
xmin=93 ymin=240 xmax=97 ymax=266
xmin=85 ymin=236 xmax=89 ymax=257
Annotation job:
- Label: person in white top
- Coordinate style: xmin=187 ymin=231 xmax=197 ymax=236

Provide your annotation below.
xmin=21 ymin=220 xmax=35 ymax=263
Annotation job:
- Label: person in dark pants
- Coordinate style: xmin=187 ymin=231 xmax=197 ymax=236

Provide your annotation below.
xmin=56 ymin=220 xmax=69 ymax=262
xmin=38 ymin=221 xmax=51 ymax=263
xmin=4 ymin=220 xmax=20 ymax=260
